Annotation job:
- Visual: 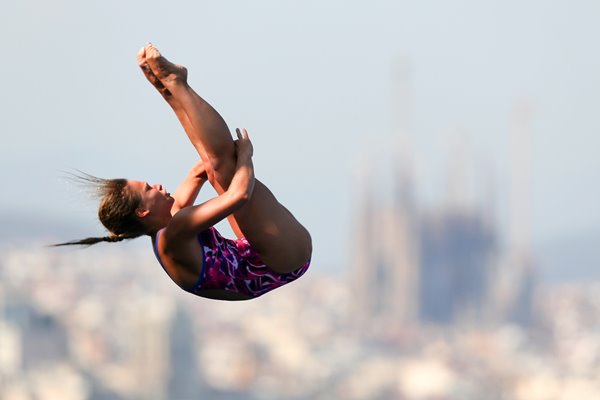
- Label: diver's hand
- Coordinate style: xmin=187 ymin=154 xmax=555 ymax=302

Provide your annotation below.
xmin=235 ymin=128 xmax=253 ymax=159
xmin=189 ymin=160 xmax=208 ymax=180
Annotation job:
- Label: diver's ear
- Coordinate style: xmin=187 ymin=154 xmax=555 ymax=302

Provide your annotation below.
xmin=135 ymin=208 xmax=150 ymax=218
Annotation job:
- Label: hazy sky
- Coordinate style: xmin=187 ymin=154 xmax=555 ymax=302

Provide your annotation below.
xmin=1 ymin=0 xmax=599 ymax=270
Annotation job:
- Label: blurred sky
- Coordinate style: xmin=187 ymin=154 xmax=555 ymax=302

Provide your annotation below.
xmin=1 ymin=0 xmax=599 ymax=271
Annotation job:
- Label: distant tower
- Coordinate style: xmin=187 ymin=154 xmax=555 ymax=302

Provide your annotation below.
xmin=387 ymin=156 xmax=420 ymax=325
xmin=387 ymin=56 xmax=420 ymax=326
xmin=351 ymin=163 xmax=378 ymax=328
xmin=508 ymin=99 xmax=534 ymax=261
xmin=352 ymin=57 xmax=419 ymax=332
xmin=494 ymin=99 xmax=536 ymax=325
xmin=445 ymin=131 xmax=474 ymax=213
xmin=508 ymin=99 xmax=536 ymax=324
xmin=419 ymin=131 xmax=496 ymax=324
xmin=479 ymin=157 xmax=498 ymax=232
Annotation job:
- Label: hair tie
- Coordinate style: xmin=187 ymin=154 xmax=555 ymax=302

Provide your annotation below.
xmin=106 ymin=234 xmax=124 ymax=242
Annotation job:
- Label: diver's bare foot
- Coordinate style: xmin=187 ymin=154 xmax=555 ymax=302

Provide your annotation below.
xmin=137 ymin=46 xmax=172 ymax=97
xmin=142 ymin=43 xmax=188 ymax=87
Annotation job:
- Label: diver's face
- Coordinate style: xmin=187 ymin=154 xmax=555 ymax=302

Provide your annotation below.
xmin=128 ymin=180 xmax=174 ymax=218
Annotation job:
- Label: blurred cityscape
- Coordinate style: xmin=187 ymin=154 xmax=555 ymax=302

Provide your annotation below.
xmin=2 ymin=74 xmax=600 ymax=399
xmin=3 ymin=153 xmax=600 ymax=400
xmin=1 ymin=229 xmax=600 ymax=399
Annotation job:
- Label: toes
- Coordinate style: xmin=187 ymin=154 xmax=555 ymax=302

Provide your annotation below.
xmin=145 ymin=43 xmax=161 ymax=59
xmin=136 ymin=47 xmax=146 ymax=66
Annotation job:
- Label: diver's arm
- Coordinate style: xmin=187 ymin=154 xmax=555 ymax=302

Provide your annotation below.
xmin=168 ymin=133 xmax=254 ymax=236
xmin=170 ymin=160 xmax=208 ymax=214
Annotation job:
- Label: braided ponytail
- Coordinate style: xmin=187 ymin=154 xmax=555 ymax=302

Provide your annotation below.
xmin=52 ymin=233 xmax=140 ymax=247
xmin=53 ymin=173 xmax=148 ymax=247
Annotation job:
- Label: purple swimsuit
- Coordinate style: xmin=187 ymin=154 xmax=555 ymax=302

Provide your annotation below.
xmin=153 ymin=227 xmax=310 ymax=299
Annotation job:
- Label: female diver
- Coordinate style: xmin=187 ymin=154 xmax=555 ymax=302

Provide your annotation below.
xmin=57 ymin=44 xmax=312 ymax=301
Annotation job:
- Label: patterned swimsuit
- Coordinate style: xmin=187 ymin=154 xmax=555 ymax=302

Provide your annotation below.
xmin=153 ymin=227 xmax=310 ymax=299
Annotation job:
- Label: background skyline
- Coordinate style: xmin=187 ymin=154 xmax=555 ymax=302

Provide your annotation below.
xmin=1 ymin=0 xmax=599 ymax=276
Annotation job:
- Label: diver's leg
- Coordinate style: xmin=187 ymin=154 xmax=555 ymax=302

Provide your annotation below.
xmin=137 ymin=47 xmax=193 ymax=144
xmin=143 ymin=44 xmax=235 ymax=178
xmin=144 ymin=44 xmax=312 ymax=272
xmin=137 ymin=46 xmax=244 ymax=239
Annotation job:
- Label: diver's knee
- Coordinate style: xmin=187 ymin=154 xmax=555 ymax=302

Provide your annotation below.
xmin=302 ymin=230 xmax=313 ymax=262
xmin=206 ymin=155 xmax=236 ymax=185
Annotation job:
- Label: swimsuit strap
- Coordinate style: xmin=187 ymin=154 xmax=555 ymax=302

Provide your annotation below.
xmin=152 ymin=228 xmax=170 ymax=276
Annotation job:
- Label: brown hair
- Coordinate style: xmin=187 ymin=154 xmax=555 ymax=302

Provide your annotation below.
xmin=53 ymin=173 xmax=148 ymax=246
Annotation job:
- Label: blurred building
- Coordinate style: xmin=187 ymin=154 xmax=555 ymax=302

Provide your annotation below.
xmin=491 ymin=100 xmax=537 ymax=327
xmin=352 ymin=162 xmax=420 ymax=332
xmin=353 ymin=160 xmax=499 ymax=327
xmin=419 ymin=210 xmax=496 ymax=323
xmin=1 ymin=293 xmax=70 ymax=371
xmin=117 ymin=293 xmax=174 ymax=400
xmin=168 ymin=304 xmax=206 ymax=399
xmin=353 ymin=89 xmax=535 ymax=327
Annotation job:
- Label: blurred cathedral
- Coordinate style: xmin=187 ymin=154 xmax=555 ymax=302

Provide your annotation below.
xmin=352 ymin=60 xmax=536 ymax=332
